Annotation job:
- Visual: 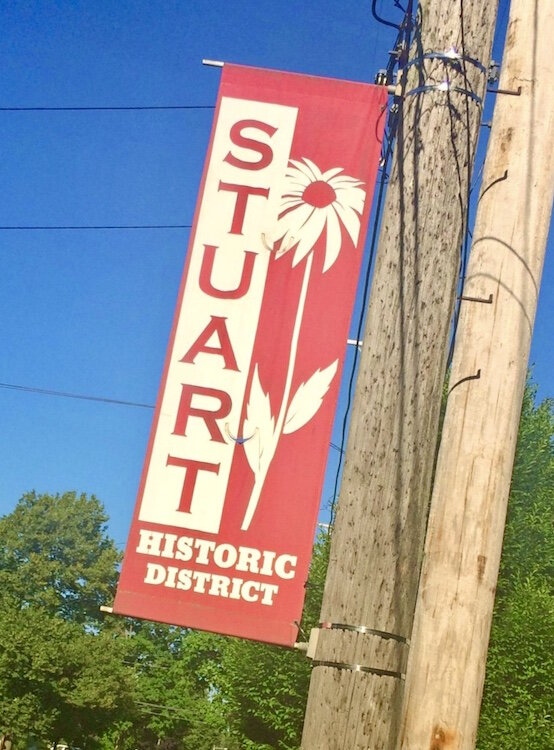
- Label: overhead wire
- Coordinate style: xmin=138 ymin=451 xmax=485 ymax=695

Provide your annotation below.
xmin=328 ymin=1 xmax=414 ymax=528
xmin=1 ymin=11 xmax=414 ymax=521
xmin=1 ymin=105 xmax=214 ymax=112
xmin=326 ymin=0 xmax=483 ymax=531
xmin=446 ymin=0 xmax=483 ymax=368
xmin=0 ymin=382 xmax=155 ymax=410
xmin=371 ymin=0 xmax=402 ymax=30
xmin=458 ymin=0 xmax=475 ymax=313
xmin=0 ymin=381 xmax=346 ymax=454
xmin=0 ymin=224 xmax=192 ymax=231
xmin=328 ymin=129 xmax=394 ymax=528
xmin=0 ymin=102 xmax=208 ymax=231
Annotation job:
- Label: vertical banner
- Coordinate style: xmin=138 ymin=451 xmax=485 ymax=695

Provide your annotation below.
xmin=114 ymin=65 xmax=387 ymax=646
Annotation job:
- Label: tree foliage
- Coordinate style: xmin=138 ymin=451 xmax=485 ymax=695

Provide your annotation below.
xmin=477 ymin=385 xmax=554 ymax=749
xmin=1 ymin=382 xmax=550 ymax=750
xmin=120 ymin=624 xmax=231 ymax=750
xmin=212 ymin=535 xmax=330 ymax=750
xmin=0 ymin=492 xmax=134 ymax=748
xmin=0 ymin=492 xmax=232 ymax=750
xmin=0 ymin=491 xmax=119 ymax=625
xmin=0 ymin=605 xmax=134 ymax=746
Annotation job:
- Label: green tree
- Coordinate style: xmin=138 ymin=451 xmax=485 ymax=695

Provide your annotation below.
xmin=477 ymin=385 xmax=554 ymax=749
xmin=0 ymin=491 xmax=120 ymax=626
xmin=5 ymin=381 xmax=548 ymax=750
xmin=0 ymin=605 xmax=134 ymax=747
xmin=0 ymin=493 xmax=236 ymax=750
xmin=0 ymin=492 xmax=134 ymax=748
xmin=120 ymin=624 xmax=232 ymax=750
xmin=212 ymin=534 xmax=330 ymax=750
xmin=204 ymin=382 xmax=553 ymax=750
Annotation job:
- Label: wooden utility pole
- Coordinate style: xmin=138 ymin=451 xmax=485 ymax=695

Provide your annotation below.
xmin=398 ymin=1 xmax=554 ymax=748
xmin=301 ymin=2 xmax=499 ymax=748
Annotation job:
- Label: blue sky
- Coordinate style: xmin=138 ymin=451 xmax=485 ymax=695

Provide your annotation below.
xmin=1 ymin=0 xmax=550 ymax=547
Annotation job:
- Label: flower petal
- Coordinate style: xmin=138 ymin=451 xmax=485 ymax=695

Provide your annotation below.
xmin=289 ymin=158 xmax=319 ymax=183
xmin=283 ymin=182 xmax=307 ymax=194
xmin=290 ymin=207 xmax=326 ymax=266
xmin=329 ymin=175 xmax=364 ymax=189
xmin=335 ymin=185 xmax=366 ymax=214
xmin=296 ymin=205 xmax=325 ymax=241
xmin=291 ymin=235 xmax=315 ymax=266
xmin=281 ymin=191 xmax=304 ymax=201
xmin=322 ymin=166 xmax=345 ymax=181
xmin=280 ymin=196 xmax=304 ymax=211
xmin=322 ymin=208 xmax=342 ymax=272
xmin=285 ymin=170 xmax=311 ymax=188
xmin=278 ymin=201 xmax=314 ymax=235
xmin=301 ymin=157 xmax=323 ymax=181
xmin=333 ymin=202 xmax=361 ymax=246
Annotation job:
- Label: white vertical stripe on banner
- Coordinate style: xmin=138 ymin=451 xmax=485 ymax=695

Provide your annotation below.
xmin=139 ymin=97 xmax=298 ymax=533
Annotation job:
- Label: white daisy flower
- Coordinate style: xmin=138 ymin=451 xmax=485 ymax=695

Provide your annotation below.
xmin=276 ymin=157 xmax=366 ymax=272
xmin=241 ymin=156 xmax=366 ymax=529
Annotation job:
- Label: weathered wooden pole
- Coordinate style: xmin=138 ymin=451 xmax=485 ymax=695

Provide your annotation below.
xmin=397 ymin=1 xmax=554 ymax=748
xmin=301 ymin=2 xmax=499 ymax=747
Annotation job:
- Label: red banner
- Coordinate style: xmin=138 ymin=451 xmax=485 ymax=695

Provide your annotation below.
xmin=114 ymin=65 xmax=386 ymax=646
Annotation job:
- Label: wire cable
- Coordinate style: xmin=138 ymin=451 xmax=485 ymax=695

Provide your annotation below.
xmin=328 ymin=137 xmax=394 ymax=528
xmin=446 ymin=0 xmax=482 ymax=369
xmin=0 ymin=224 xmax=192 ymax=231
xmin=371 ymin=0 xmax=401 ymax=30
xmin=0 ymin=382 xmax=155 ymax=409
xmin=134 ymin=700 xmax=192 ymax=721
xmin=1 ymin=105 xmax=214 ymax=112
xmin=328 ymin=2 xmax=414 ymax=528
xmin=0 ymin=381 xmax=348 ymax=455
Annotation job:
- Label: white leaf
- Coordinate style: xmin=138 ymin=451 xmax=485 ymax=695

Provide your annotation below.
xmin=283 ymin=360 xmax=338 ymax=435
xmin=243 ymin=365 xmax=275 ymax=474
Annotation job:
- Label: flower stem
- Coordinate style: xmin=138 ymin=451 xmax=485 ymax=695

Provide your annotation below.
xmin=241 ymin=250 xmax=314 ymax=530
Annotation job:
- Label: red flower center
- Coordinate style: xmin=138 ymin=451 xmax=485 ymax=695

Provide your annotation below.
xmin=302 ymin=180 xmax=336 ymax=208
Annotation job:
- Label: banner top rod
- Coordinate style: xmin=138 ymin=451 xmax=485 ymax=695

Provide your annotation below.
xmin=201 ymin=59 xmax=397 ymax=94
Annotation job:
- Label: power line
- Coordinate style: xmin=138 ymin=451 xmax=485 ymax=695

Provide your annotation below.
xmin=328 ymin=4 xmax=413 ymax=527
xmin=0 ymin=381 xmax=346 ymax=454
xmin=0 ymin=105 xmax=214 ymax=112
xmin=134 ymin=700 xmax=192 ymax=721
xmin=446 ymin=0 xmax=477 ymax=369
xmin=0 ymin=382 xmax=154 ymax=409
xmin=329 ymin=136 xmax=393 ymax=526
xmin=0 ymin=224 xmax=192 ymax=231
